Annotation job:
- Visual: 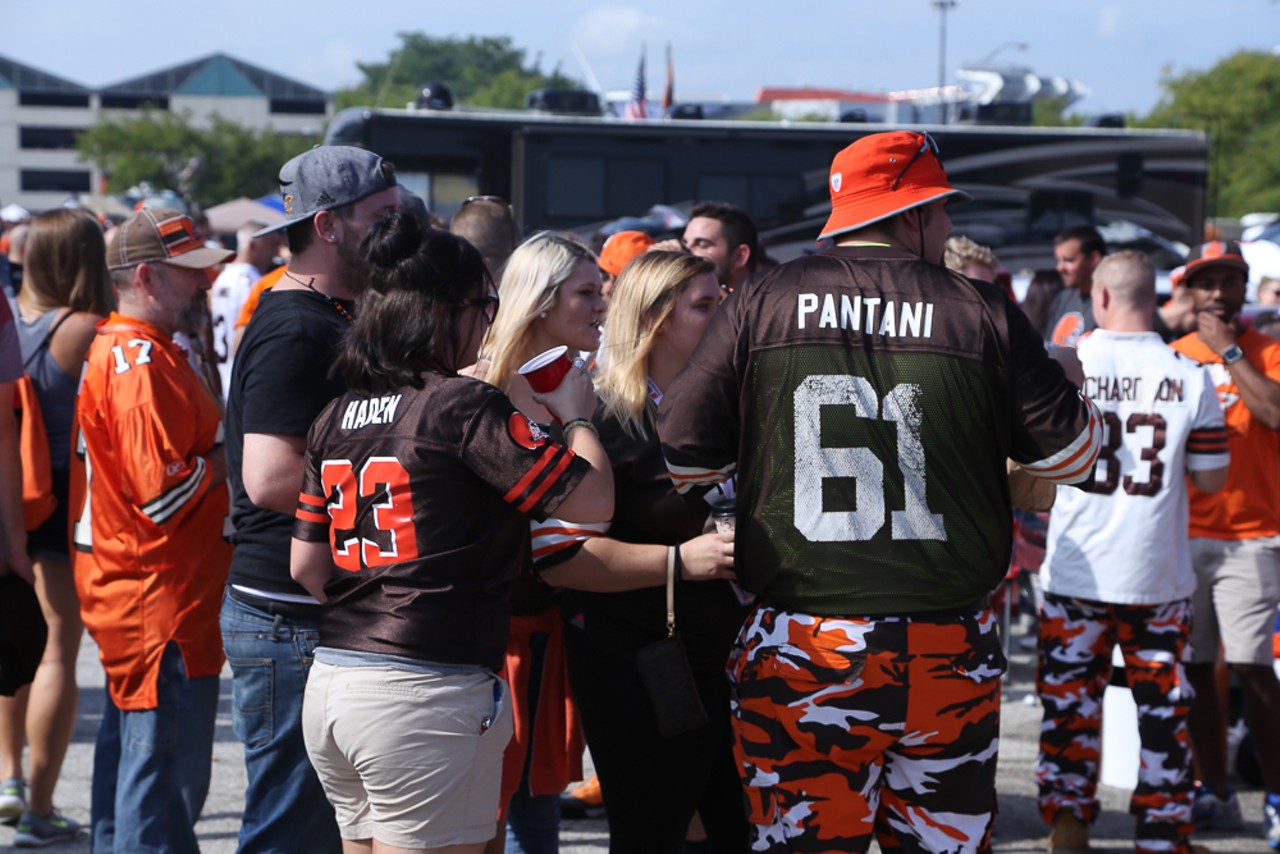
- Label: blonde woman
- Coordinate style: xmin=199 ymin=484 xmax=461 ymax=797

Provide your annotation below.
xmin=1 ymin=208 xmax=111 ymax=843
xmin=480 ymin=231 xmax=604 ymax=401
xmin=477 ymin=231 xmax=606 ymax=854
xmin=543 ymin=252 xmax=746 ymax=853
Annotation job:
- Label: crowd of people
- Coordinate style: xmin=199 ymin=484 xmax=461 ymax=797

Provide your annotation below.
xmin=0 ymin=127 xmax=1277 ymax=854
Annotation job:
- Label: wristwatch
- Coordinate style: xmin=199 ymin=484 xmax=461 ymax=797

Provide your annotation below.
xmin=1221 ymin=344 xmax=1245 ymax=366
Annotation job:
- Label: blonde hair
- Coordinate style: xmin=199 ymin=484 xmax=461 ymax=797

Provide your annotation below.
xmin=481 ymin=231 xmax=595 ymax=391
xmin=943 ymin=235 xmax=997 ymax=274
xmin=1094 ymin=249 xmax=1155 ymax=309
xmin=596 ymin=251 xmax=715 ymax=438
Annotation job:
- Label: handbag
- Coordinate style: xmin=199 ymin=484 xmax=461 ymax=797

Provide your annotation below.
xmin=635 ymin=546 xmax=710 ymax=737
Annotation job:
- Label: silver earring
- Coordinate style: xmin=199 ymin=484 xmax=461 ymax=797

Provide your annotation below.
xmin=539 ymin=311 xmax=547 ymax=318
xmin=329 ymin=234 xmax=337 ymax=241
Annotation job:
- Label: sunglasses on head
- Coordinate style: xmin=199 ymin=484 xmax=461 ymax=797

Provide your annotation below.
xmin=890 ymin=132 xmax=942 ymax=191
xmin=460 ymin=195 xmax=514 ymax=217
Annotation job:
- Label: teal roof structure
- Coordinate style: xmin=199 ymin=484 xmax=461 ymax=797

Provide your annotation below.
xmin=100 ymin=53 xmax=328 ymax=100
xmin=0 ymin=55 xmax=91 ymax=93
xmin=176 ymin=55 xmax=260 ymax=96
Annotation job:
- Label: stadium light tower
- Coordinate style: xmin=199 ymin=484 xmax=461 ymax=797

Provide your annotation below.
xmin=933 ymin=0 xmax=959 ymax=123
xmin=933 ymin=0 xmax=958 ymax=91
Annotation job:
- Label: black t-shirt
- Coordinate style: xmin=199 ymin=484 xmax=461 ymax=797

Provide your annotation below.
xmin=294 ymin=375 xmax=589 ymax=670
xmin=225 ymin=289 xmax=352 ymax=594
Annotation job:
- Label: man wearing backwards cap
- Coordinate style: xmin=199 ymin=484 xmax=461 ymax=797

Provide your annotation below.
xmin=659 ymin=130 xmax=1102 ymax=852
xmin=70 ymin=208 xmax=234 ymax=851
xmin=1171 ymin=239 xmax=1280 ymax=845
xmin=221 ymin=145 xmax=397 ymax=853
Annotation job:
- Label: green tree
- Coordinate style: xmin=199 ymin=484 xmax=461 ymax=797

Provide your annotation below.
xmin=77 ymin=109 xmax=319 ymax=208
xmin=335 ymin=32 xmax=579 ymax=110
xmin=1138 ymin=50 xmax=1280 ymax=216
xmin=1031 ymin=94 xmax=1087 ymax=128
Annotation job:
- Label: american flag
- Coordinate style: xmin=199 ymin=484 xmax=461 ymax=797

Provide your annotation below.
xmin=623 ymin=48 xmax=648 ymax=120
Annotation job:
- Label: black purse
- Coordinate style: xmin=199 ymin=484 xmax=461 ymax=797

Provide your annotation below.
xmin=635 ymin=546 xmax=710 ymax=737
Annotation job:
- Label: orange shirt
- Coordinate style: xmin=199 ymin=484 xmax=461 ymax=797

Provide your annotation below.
xmin=1172 ymin=328 xmax=1280 ymax=540
xmin=71 ymin=313 xmax=231 ymax=710
xmin=234 ymin=264 xmax=286 ymax=328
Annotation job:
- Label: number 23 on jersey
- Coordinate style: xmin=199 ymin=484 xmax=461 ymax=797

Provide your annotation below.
xmin=320 ymin=458 xmax=420 ymax=571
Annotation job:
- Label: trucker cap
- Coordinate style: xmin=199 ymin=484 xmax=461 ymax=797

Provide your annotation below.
xmin=254 ymin=146 xmax=395 ymax=237
xmin=107 ymin=208 xmax=233 ymax=271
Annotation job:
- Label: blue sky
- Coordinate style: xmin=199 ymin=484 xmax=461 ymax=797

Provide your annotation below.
xmin=4 ymin=1 xmax=1277 ymax=116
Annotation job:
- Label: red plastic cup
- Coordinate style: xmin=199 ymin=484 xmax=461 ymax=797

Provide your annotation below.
xmin=518 ymin=345 xmax=573 ymax=393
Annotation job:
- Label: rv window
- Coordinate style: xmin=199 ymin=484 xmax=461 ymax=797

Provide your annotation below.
xmin=608 ymin=159 xmax=666 ymax=216
xmin=548 ymin=157 xmax=606 ymax=218
xmin=698 ymin=176 xmax=749 ymax=210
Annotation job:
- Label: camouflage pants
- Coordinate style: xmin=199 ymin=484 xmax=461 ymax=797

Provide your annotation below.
xmin=1036 ymin=593 xmax=1195 ymax=854
xmin=727 ymin=605 xmax=1005 ymax=853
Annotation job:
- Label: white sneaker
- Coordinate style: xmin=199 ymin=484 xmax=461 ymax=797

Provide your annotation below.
xmin=0 ymin=777 xmax=26 ymax=826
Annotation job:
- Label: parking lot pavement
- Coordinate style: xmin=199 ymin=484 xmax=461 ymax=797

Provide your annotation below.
xmin=3 ymin=626 xmax=1272 ymax=852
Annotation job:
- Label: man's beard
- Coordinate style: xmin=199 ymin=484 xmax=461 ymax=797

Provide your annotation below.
xmin=335 ymin=231 xmax=365 ymax=285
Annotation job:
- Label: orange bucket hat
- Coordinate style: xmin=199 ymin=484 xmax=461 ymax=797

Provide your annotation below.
xmin=819 ymin=131 xmax=971 ymax=240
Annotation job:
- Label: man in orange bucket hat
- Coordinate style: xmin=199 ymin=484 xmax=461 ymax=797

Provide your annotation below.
xmin=659 ymin=130 xmax=1103 ymax=852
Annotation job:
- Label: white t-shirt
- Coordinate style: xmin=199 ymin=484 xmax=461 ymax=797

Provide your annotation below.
xmin=1043 ymin=330 xmax=1229 ymax=604
xmin=209 ymin=262 xmax=261 ymax=398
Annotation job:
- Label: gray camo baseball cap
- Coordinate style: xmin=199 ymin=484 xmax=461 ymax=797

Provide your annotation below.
xmin=254 ymin=146 xmax=395 ymax=237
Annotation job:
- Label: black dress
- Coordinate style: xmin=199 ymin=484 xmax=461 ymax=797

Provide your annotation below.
xmin=560 ymin=408 xmax=748 ymax=853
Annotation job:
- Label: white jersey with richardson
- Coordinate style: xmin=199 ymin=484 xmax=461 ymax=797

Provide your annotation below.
xmin=209 ymin=262 xmax=261 ymax=398
xmin=1043 ymin=330 xmax=1229 ymax=604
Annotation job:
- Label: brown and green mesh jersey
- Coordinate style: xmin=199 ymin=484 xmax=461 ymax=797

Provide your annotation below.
xmin=659 ymin=245 xmax=1100 ymax=617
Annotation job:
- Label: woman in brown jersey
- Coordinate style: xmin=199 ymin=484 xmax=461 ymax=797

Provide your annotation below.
xmin=290 ymin=213 xmax=614 ymax=854
xmin=541 ymin=252 xmax=746 ymax=853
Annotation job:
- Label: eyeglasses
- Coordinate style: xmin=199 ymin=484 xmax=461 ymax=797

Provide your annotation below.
xmin=890 ymin=132 xmax=941 ymax=191
xmin=459 ymin=293 xmax=500 ymax=324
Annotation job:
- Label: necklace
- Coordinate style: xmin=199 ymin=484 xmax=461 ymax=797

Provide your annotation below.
xmin=283 ymin=269 xmax=354 ymax=324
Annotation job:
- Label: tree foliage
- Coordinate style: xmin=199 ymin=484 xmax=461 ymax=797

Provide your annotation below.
xmin=1031 ymin=94 xmax=1087 ymax=128
xmin=335 ymin=32 xmax=579 ymax=111
xmin=1139 ymin=50 xmax=1280 ymax=217
xmin=77 ymin=109 xmax=319 ymax=208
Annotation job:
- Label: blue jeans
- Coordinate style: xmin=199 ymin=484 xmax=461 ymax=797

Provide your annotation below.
xmin=506 ymin=789 xmax=561 ymax=854
xmin=91 ymin=642 xmax=218 ymax=853
xmin=220 ymin=589 xmax=341 ymax=853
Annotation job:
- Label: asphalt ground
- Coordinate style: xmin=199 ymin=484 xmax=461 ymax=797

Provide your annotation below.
xmin=2 ymin=622 xmax=1273 ymax=853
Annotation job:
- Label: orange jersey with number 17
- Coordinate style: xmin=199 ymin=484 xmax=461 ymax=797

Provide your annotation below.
xmin=70 ymin=312 xmax=231 ymax=711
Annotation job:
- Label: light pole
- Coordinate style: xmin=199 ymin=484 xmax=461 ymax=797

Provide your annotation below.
xmin=933 ymin=0 xmax=958 ymax=123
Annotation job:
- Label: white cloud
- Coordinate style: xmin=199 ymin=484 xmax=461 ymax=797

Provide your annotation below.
xmin=569 ymin=6 xmax=664 ymax=58
xmin=301 ymin=42 xmax=367 ymax=90
xmin=1096 ymin=5 xmax=1122 ymax=39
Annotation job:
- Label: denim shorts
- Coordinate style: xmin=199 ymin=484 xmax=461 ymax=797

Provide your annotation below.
xmin=302 ymin=659 xmax=513 ymax=848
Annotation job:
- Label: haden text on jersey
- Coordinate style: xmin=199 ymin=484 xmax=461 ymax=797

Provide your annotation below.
xmin=797 ymin=293 xmax=934 ymax=338
xmin=340 ymin=394 xmax=404 ymax=430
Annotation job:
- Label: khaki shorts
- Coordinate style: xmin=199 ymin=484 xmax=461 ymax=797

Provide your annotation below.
xmin=1189 ymin=536 xmax=1280 ymax=666
xmin=302 ymin=659 xmax=513 ymax=849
